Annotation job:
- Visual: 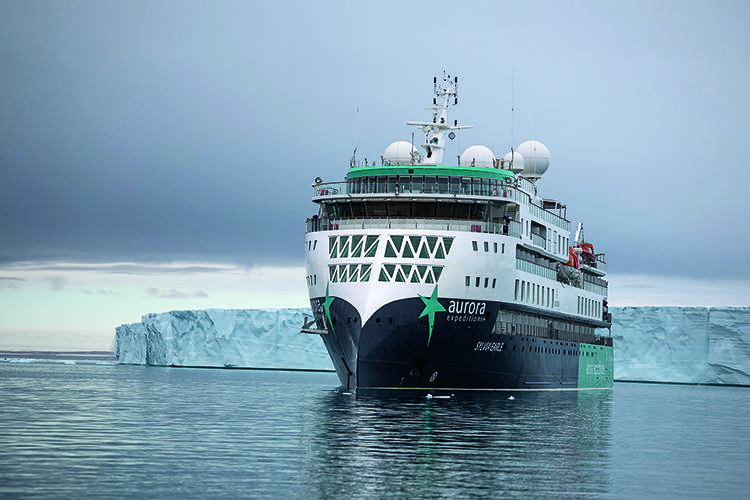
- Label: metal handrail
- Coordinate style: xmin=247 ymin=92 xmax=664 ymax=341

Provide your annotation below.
xmin=305 ymin=217 xmax=521 ymax=237
xmin=311 ymin=177 xmax=570 ymax=231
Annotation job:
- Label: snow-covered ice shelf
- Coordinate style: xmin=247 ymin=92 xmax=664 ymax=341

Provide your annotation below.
xmin=611 ymin=306 xmax=750 ymax=385
xmin=114 ymin=306 xmax=750 ymax=385
xmin=114 ymin=309 xmax=333 ymax=371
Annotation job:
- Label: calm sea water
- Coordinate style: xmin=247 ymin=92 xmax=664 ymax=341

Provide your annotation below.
xmin=0 ymin=363 xmax=748 ymax=499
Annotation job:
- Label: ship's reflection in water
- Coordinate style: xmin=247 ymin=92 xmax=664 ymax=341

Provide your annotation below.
xmin=303 ymin=389 xmax=613 ymax=498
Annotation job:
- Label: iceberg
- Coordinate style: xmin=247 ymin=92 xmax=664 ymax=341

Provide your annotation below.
xmin=114 ymin=308 xmax=333 ymax=371
xmin=114 ymin=306 xmax=750 ymax=385
xmin=611 ymin=306 xmax=750 ymax=385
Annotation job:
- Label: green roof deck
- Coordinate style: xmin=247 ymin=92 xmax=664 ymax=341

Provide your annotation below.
xmin=346 ymin=165 xmax=516 ymax=181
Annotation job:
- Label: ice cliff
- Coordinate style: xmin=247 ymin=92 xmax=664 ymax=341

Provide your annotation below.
xmin=114 ymin=306 xmax=750 ymax=385
xmin=114 ymin=309 xmax=333 ymax=371
xmin=611 ymin=306 xmax=750 ymax=385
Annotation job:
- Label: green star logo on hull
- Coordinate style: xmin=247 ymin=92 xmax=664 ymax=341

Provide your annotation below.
xmin=418 ymin=284 xmax=445 ymax=346
xmin=322 ymin=282 xmax=335 ymax=334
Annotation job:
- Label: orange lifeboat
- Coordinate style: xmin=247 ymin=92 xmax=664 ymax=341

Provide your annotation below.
xmin=579 ymin=242 xmax=596 ymax=266
xmin=566 ymin=246 xmax=580 ymax=269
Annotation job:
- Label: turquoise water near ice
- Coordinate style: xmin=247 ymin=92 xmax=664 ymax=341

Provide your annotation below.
xmin=0 ymin=363 xmax=748 ymax=498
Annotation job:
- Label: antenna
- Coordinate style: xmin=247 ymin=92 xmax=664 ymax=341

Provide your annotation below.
xmin=406 ymin=71 xmax=473 ymax=166
xmin=410 ymin=132 xmax=415 ymax=165
xmin=354 ymin=105 xmax=359 ymax=151
xmin=511 ymin=66 xmax=515 ymax=149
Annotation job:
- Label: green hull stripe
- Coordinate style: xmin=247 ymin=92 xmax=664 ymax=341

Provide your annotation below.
xmin=577 ymin=343 xmax=614 ymax=388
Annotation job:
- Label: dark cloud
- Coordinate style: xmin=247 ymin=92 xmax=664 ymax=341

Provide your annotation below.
xmin=1 ymin=2 xmax=748 ymax=279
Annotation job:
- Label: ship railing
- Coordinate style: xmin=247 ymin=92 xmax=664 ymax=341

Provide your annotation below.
xmin=306 ymin=217 xmax=521 ymax=237
xmin=313 ymin=180 xmax=522 ymax=202
xmin=582 ymin=253 xmax=607 ymax=274
xmin=313 ymin=178 xmax=571 ymax=231
xmin=595 ymin=253 xmax=607 ymax=273
xmin=531 ymin=232 xmax=547 ymax=249
xmin=312 ymin=178 xmax=571 ymax=231
xmin=493 ymin=322 xmax=613 ymax=346
xmin=527 ymin=202 xmax=570 ymax=231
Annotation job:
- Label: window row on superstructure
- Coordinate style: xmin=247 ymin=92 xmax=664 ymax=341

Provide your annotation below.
xmin=328 ymin=235 xmax=379 ymax=259
xmin=378 ymin=264 xmax=443 ymax=284
xmin=583 ymin=281 xmax=608 ymax=296
xmin=516 ymin=257 xmax=557 ymax=281
xmin=578 ymin=296 xmax=602 ymax=319
xmin=323 ymin=199 xmax=492 ymax=220
xmin=519 ymin=216 xmax=569 ymax=259
xmin=494 ymin=310 xmax=610 ymax=345
xmin=514 ymin=279 xmax=557 ymax=310
xmin=335 ymin=175 xmax=522 ymax=202
xmin=384 ymin=235 xmax=453 ymax=259
xmin=516 ymin=247 xmax=559 ymax=281
xmin=327 ymin=234 xmax=455 ymax=260
xmin=328 ymin=264 xmax=372 ymax=283
xmin=465 ymin=276 xmax=497 ymax=289
xmin=327 ymin=263 xmax=445 ymax=284
xmin=316 ymin=175 xmax=569 ymax=231
xmin=472 ymin=240 xmax=506 ymax=254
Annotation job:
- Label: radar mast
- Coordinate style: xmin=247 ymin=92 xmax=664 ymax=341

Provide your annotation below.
xmin=406 ymin=71 xmax=473 ymax=165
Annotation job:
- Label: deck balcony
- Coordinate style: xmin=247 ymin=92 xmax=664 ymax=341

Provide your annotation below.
xmin=306 ymin=217 xmax=521 ymax=237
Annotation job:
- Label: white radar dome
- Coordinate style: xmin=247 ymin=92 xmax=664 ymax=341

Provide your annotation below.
xmin=517 ymin=140 xmax=550 ymax=179
xmin=503 ymin=151 xmax=525 ymax=174
xmin=383 ymin=141 xmax=419 ymax=166
xmin=460 ymin=145 xmax=495 ymax=168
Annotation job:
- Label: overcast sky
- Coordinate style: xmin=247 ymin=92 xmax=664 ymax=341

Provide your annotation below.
xmin=1 ymin=1 xmax=749 ymax=348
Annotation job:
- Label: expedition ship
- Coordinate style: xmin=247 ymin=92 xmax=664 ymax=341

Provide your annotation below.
xmin=303 ymin=74 xmax=613 ymax=390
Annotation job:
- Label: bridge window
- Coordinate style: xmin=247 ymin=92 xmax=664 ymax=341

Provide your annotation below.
xmin=455 ymin=203 xmax=471 ymax=219
xmin=351 ymin=202 xmax=365 ymax=217
xmin=367 ymin=201 xmax=387 ymax=216
xmin=388 ymin=201 xmax=410 ymax=216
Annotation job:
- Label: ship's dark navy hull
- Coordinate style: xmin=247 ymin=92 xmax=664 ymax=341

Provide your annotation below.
xmin=311 ymin=296 xmax=612 ymax=390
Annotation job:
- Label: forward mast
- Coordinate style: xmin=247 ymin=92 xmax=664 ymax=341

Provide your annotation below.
xmin=406 ymin=72 xmax=473 ymax=165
